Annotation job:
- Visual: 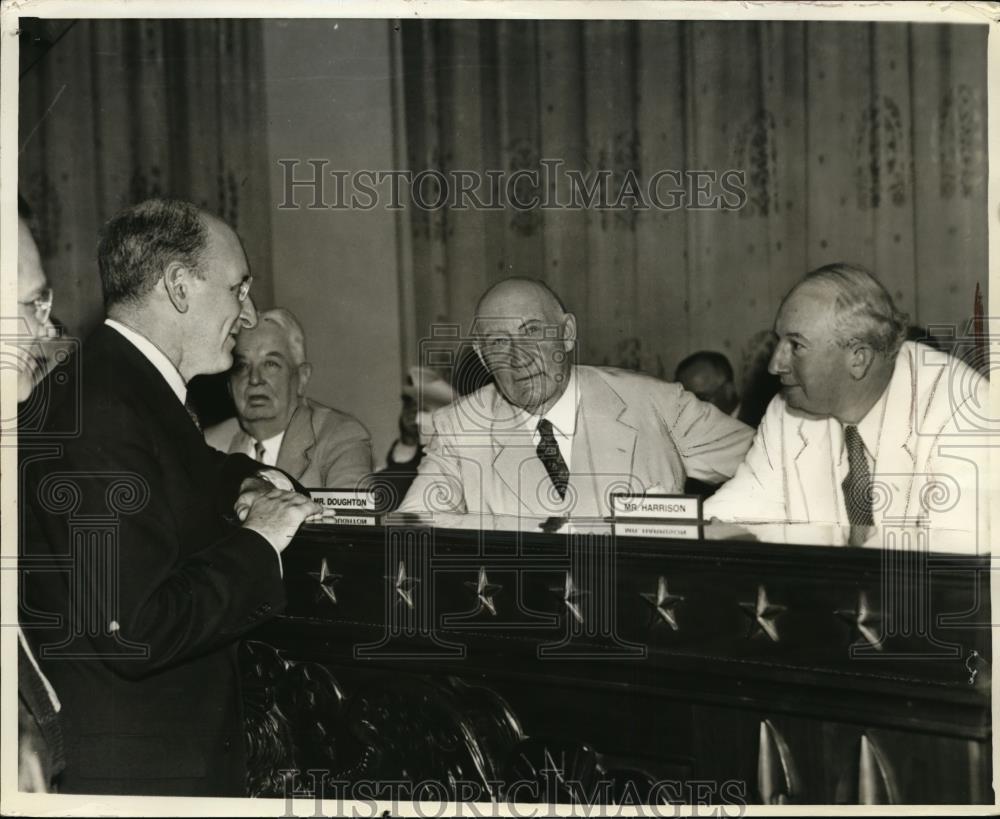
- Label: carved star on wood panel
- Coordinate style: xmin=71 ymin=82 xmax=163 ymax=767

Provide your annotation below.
xmin=739 ymin=585 xmax=786 ymax=642
xmin=835 ymin=590 xmax=884 ymax=651
xmin=463 ymin=566 xmax=503 ymax=616
xmin=549 ymin=572 xmax=589 ymax=625
xmin=384 ymin=561 xmax=419 ymax=610
xmin=308 ymin=557 xmax=342 ymax=606
xmin=640 ymin=576 xmax=685 ymax=630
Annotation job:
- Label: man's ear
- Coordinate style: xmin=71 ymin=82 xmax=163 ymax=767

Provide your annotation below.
xmin=847 ymin=341 xmax=875 ymax=380
xmin=561 ymin=312 xmax=578 ymax=352
xmin=473 ymin=342 xmax=487 ymax=369
xmin=297 ymin=362 xmax=313 ymax=396
xmin=163 ymin=261 xmax=193 ymax=314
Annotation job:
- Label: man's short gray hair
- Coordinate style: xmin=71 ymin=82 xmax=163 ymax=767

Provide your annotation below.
xmin=259 ymin=308 xmax=307 ymax=365
xmin=799 ymin=262 xmax=909 ymax=357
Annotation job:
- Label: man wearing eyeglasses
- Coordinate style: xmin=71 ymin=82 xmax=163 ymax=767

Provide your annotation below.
xmin=21 ymin=198 xmax=321 ymax=796
xmin=15 ymin=197 xmax=65 ymax=796
xmin=16 ymin=200 xmax=56 ymax=402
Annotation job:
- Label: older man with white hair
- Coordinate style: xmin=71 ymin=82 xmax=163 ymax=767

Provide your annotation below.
xmin=206 ymin=307 xmax=374 ymax=488
xmin=399 ymin=277 xmax=754 ymax=518
xmin=706 ymin=262 xmax=990 ymax=543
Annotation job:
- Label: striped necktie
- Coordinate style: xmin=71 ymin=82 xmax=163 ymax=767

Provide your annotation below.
xmin=254 ymin=439 xmax=267 ymax=464
xmin=842 ymin=425 xmax=874 ymax=526
xmin=536 ymin=418 xmax=569 ymax=499
xmin=183 ymin=398 xmax=201 ymax=432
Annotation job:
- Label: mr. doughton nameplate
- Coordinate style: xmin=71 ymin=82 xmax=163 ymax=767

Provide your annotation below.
xmin=309 ymin=489 xmax=377 ymax=513
xmin=610 ymin=493 xmax=702 ymax=521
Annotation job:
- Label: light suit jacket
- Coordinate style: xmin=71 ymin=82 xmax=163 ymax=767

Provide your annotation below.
xmin=705 ymin=342 xmax=991 ymax=539
xmin=205 ymin=398 xmax=373 ymax=489
xmin=398 ymin=365 xmax=754 ymax=518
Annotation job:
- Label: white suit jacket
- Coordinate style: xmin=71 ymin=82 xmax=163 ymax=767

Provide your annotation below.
xmin=398 ymin=365 xmax=754 ymax=518
xmin=705 ymin=343 xmax=991 ymax=542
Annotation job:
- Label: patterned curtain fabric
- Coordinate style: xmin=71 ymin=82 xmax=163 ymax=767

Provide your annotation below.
xmin=399 ymin=20 xmax=988 ymax=383
xmin=18 ymin=19 xmax=274 ymax=341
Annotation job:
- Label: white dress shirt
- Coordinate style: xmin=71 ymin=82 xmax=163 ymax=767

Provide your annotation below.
xmin=836 ymin=387 xmax=888 ymax=483
xmin=247 ymin=430 xmax=286 ymax=467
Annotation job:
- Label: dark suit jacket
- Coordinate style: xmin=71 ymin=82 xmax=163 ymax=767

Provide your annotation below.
xmin=21 ymin=324 xmax=286 ymax=796
xmin=370 ymin=441 xmax=425 ymax=511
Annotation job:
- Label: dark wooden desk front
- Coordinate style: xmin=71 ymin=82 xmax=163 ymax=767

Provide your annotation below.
xmin=241 ymin=521 xmax=992 ymax=806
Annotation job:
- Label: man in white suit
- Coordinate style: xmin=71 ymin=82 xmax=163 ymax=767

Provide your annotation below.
xmin=205 ymin=308 xmax=373 ymax=488
xmin=398 ymin=278 xmax=754 ymax=518
xmin=705 ymin=263 xmax=990 ymax=544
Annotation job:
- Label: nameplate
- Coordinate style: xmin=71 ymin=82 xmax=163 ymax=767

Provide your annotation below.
xmin=610 ymin=493 xmax=702 ymax=521
xmin=615 ymin=522 xmax=702 ymax=540
xmin=310 ymin=489 xmax=377 ymax=512
xmin=313 ymin=513 xmax=379 ymax=527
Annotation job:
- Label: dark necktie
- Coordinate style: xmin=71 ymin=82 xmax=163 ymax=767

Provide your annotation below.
xmin=536 ymin=418 xmax=569 ymax=499
xmin=254 ymin=439 xmax=267 ymax=463
xmin=183 ymin=397 xmax=201 ymax=432
xmin=842 ymin=425 xmax=874 ymax=526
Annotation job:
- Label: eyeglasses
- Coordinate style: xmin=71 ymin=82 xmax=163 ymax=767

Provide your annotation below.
xmin=21 ymin=287 xmax=53 ymax=327
xmin=233 ymin=276 xmax=253 ymax=303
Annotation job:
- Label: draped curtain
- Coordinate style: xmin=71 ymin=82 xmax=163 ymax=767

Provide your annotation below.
xmin=18 ymin=19 xmax=274 ymax=341
xmin=399 ymin=20 xmax=988 ymax=384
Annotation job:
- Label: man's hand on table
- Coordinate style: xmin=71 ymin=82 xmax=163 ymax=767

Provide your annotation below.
xmin=235 ymin=476 xmax=322 ymax=553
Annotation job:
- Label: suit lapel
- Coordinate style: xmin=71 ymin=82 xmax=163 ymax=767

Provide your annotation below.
xmin=276 ymin=403 xmax=315 ymax=480
xmin=788 ymin=412 xmax=843 ymax=525
xmin=871 ymin=346 xmax=918 ymax=519
xmin=491 ymin=394 xmax=544 ymax=513
xmin=90 ymin=326 xmax=208 ymax=481
xmin=572 ymin=367 xmax=637 ymax=515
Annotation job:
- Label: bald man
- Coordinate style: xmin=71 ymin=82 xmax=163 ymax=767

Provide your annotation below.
xmin=705 ymin=263 xmax=990 ymax=541
xmin=22 ymin=199 xmax=320 ymax=795
xmin=398 ymin=278 xmax=754 ymax=518
xmin=675 ymin=351 xmax=739 ymax=416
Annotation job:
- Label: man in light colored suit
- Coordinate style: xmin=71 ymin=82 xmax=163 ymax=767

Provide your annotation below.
xmin=398 ymin=278 xmax=754 ymax=518
xmin=705 ymin=263 xmax=990 ymax=543
xmin=205 ymin=308 xmax=373 ymax=488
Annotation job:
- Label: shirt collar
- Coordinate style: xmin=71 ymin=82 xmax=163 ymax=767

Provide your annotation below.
xmin=256 ymin=430 xmax=285 ymax=453
xmin=536 ymin=367 xmax=578 ymax=437
xmin=105 ymin=318 xmax=188 ymax=406
xmin=848 ymin=386 xmax=889 ymax=461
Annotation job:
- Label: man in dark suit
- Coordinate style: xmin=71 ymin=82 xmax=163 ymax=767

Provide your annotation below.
xmin=14 ymin=196 xmax=65 ymax=793
xmin=21 ymin=199 xmax=320 ymax=796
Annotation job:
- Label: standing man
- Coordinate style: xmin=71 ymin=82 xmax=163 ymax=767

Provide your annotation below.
xmin=205 ymin=307 xmax=373 ymax=487
xmin=14 ymin=196 xmax=64 ymax=793
xmin=706 ymin=263 xmax=989 ymax=540
xmin=21 ymin=199 xmax=320 ymax=796
xmin=398 ymin=278 xmax=753 ymax=518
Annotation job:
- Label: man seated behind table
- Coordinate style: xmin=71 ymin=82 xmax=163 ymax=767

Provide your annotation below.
xmin=705 ymin=263 xmax=990 ymax=536
xmin=398 ymin=277 xmax=754 ymax=518
xmin=674 ymin=351 xmax=740 ymax=416
xmin=205 ymin=308 xmax=374 ymax=488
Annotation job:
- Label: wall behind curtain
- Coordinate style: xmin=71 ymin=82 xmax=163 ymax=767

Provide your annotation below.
xmin=400 ymin=20 xmax=988 ymax=383
xmin=18 ymin=19 xmax=275 ymax=342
